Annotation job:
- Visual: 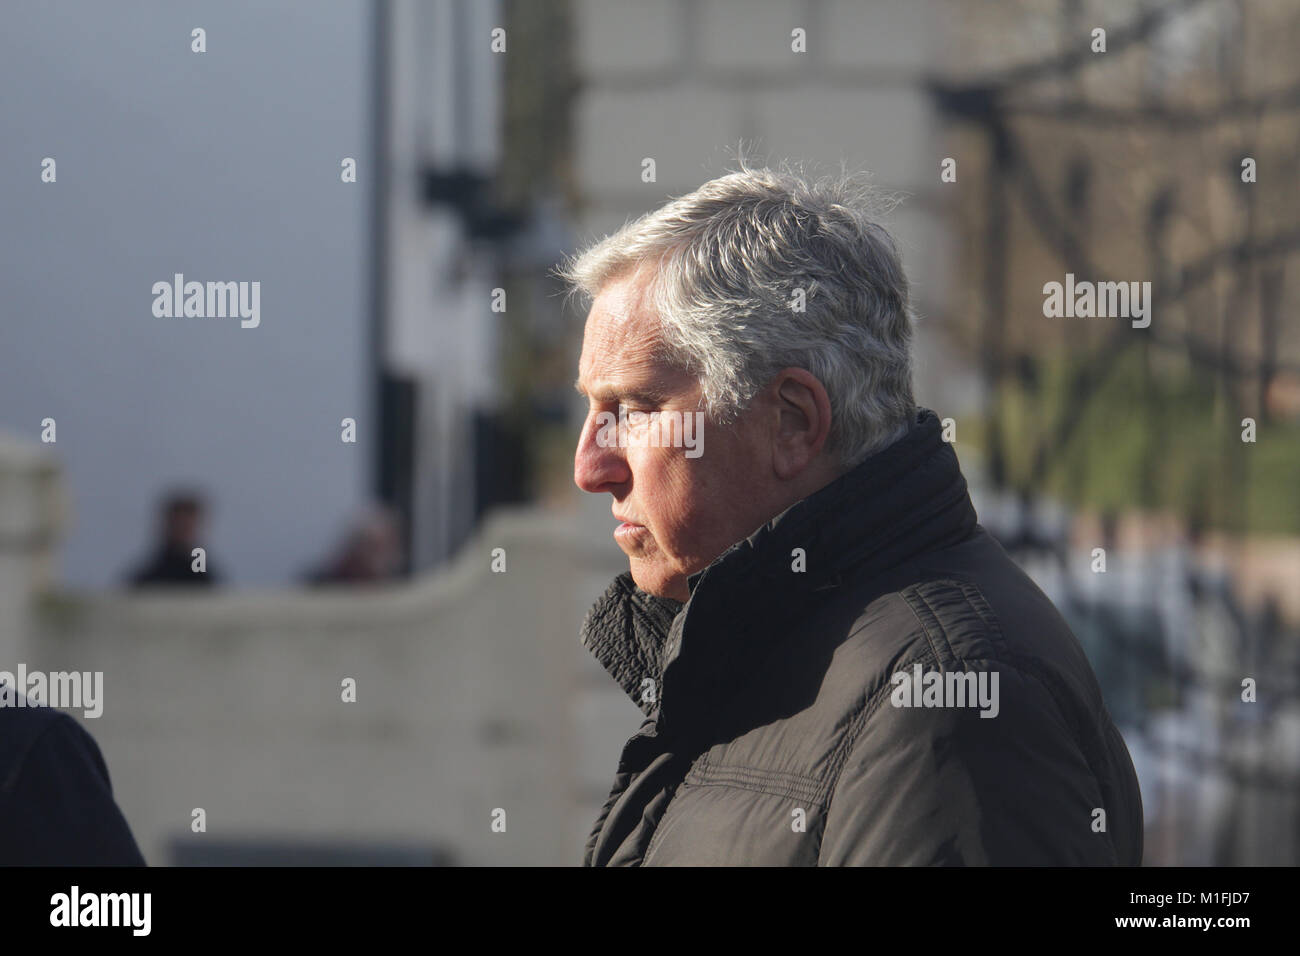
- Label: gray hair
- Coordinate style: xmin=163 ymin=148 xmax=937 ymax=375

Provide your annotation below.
xmin=556 ymin=160 xmax=916 ymax=469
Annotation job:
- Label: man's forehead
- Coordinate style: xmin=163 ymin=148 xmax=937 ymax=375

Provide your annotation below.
xmin=586 ymin=269 xmax=654 ymax=333
xmin=577 ymin=272 xmax=665 ymax=382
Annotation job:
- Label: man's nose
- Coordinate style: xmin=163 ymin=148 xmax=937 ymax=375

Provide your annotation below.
xmin=574 ymin=413 xmax=630 ymax=493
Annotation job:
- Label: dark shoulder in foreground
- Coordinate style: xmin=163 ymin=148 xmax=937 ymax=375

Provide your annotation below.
xmin=0 ymin=696 xmax=146 ymax=866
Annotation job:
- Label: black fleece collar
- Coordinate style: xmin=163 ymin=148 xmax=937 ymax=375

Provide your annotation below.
xmin=579 ymin=407 xmax=978 ymax=723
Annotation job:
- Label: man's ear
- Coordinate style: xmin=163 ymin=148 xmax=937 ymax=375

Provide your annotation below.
xmin=769 ymin=368 xmax=832 ymax=480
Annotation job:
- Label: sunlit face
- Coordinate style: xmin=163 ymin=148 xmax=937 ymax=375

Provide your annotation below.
xmin=574 ymin=269 xmax=780 ymax=601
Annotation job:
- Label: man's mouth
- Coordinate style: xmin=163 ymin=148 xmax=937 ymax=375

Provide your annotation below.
xmin=613 ymin=514 xmax=649 ymax=545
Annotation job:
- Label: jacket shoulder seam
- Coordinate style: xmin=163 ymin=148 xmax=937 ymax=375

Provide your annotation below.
xmin=899 ymin=578 xmax=1010 ymax=668
xmin=685 ymin=760 xmax=826 ymax=807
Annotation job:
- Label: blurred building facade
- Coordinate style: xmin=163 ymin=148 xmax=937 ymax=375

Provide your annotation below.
xmin=377 ymin=0 xmax=519 ymax=574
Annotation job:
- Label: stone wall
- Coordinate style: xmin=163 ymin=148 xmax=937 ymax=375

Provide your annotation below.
xmin=6 ymin=431 xmax=635 ymax=865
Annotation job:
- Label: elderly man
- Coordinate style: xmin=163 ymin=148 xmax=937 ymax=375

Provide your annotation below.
xmin=559 ymin=163 xmax=1143 ymax=866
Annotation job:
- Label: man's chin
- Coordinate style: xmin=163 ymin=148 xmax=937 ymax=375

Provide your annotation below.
xmin=628 ymin=564 xmax=690 ymax=603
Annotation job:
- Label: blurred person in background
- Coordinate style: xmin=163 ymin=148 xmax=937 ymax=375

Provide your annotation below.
xmin=304 ymin=504 xmax=402 ymax=586
xmin=126 ymin=490 xmax=223 ymax=588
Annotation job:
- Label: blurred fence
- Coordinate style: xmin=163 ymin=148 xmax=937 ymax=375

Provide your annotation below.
xmin=978 ymin=484 xmax=1300 ymax=866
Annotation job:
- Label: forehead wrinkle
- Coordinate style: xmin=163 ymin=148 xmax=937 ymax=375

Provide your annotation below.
xmin=578 ymin=277 xmax=669 ymax=397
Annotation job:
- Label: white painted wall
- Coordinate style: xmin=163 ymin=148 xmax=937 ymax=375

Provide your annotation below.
xmin=0 ymin=0 xmax=372 ymax=588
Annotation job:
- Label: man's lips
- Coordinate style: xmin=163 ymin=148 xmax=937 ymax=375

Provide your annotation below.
xmin=613 ymin=509 xmax=645 ymax=528
xmin=613 ymin=513 xmax=649 ymax=543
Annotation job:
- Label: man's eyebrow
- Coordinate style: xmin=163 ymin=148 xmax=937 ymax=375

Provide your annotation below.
xmin=573 ymin=378 xmax=671 ymax=405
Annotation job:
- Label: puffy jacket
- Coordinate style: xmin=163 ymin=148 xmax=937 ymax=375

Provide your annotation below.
xmin=580 ymin=408 xmax=1143 ymax=865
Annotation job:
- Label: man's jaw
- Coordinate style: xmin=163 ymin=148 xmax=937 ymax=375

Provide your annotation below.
xmin=629 ymin=560 xmax=690 ymax=603
xmin=612 ymin=506 xmax=694 ymax=600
